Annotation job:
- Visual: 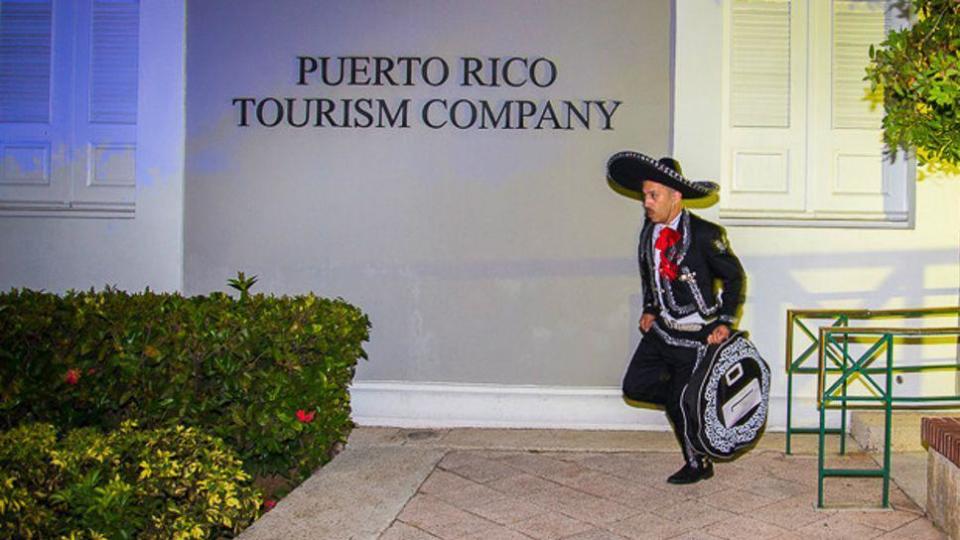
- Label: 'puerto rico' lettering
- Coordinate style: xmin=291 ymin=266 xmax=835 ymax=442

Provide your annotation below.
xmin=232 ymin=54 xmax=625 ymax=131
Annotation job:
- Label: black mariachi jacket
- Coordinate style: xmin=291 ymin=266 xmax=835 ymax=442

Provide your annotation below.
xmin=639 ymin=210 xmax=745 ymax=326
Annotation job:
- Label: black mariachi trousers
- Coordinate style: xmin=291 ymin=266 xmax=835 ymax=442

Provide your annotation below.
xmin=622 ymin=323 xmax=708 ymax=463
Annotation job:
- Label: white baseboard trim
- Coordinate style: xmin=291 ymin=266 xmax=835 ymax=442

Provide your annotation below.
xmin=350 ymin=381 xmax=826 ymax=431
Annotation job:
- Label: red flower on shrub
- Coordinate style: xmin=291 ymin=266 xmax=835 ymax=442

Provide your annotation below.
xmin=64 ymin=369 xmax=81 ymax=385
xmin=295 ymin=409 xmax=315 ymax=423
xmin=263 ymin=499 xmax=277 ymax=511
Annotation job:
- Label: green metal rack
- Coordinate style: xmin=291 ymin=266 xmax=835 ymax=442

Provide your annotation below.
xmin=784 ymin=306 xmax=960 ymax=455
xmin=815 ymin=325 xmax=960 ymax=508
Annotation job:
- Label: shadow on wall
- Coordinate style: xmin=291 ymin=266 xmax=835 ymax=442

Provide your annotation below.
xmin=741 ymin=247 xmax=959 ymax=314
xmin=337 ymin=247 xmax=958 ymax=295
xmin=296 ymin=245 xmax=957 ymax=349
xmin=400 ymin=246 xmax=959 ymax=366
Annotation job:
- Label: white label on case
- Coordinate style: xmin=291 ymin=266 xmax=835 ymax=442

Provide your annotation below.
xmin=721 ymin=378 xmax=761 ymax=428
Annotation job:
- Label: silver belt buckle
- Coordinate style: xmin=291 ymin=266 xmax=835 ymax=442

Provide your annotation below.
xmin=662 ymin=318 xmax=703 ymax=332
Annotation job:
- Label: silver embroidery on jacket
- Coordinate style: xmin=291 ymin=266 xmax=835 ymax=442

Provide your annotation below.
xmin=640 ymin=224 xmax=658 ymax=310
xmin=684 ymin=269 xmax=721 ymax=316
xmin=644 ymin=211 xmax=725 ymax=320
xmin=662 ymin=277 xmax=698 ymax=316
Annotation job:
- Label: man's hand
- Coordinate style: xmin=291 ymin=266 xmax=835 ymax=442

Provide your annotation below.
xmin=707 ymin=323 xmax=731 ymax=345
xmin=639 ymin=313 xmax=656 ymax=334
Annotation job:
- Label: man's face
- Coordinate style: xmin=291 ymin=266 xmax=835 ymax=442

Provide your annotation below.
xmin=642 ymin=180 xmax=681 ymax=224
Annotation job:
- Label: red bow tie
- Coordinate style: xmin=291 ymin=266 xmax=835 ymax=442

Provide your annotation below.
xmin=656 ymin=227 xmax=680 ymax=280
xmin=655 ymin=227 xmax=681 ymax=251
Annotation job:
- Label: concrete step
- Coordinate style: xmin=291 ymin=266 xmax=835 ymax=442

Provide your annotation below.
xmin=851 ymin=410 xmax=960 ymax=513
xmin=849 ymin=410 xmax=959 ymax=453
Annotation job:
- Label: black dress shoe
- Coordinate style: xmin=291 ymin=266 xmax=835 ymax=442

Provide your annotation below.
xmin=667 ymin=460 xmax=714 ymax=484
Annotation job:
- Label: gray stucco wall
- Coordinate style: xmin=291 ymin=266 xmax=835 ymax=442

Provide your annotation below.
xmin=184 ymin=0 xmax=673 ymax=386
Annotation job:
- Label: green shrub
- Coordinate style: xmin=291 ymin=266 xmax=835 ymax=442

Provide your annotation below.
xmin=0 ymin=422 xmax=261 ymax=539
xmin=0 ymin=423 xmax=57 ymax=537
xmin=0 ymin=287 xmax=370 ymax=481
xmin=866 ymin=0 xmax=960 ymax=170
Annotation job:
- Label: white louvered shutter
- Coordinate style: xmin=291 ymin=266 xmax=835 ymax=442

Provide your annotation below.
xmin=807 ymin=0 xmax=909 ymax=221
xmin=0 ymin=0 xmax=138 ymax=214
xmin=70 ymin=0 xmax=138 ymax=208
xmin=721 ymin=0 xmax=913 ymax=225
xmin=721 ymin=0 xmax=808 ymax=216
xmin=0 ymin=0 xmax=72 ymax=205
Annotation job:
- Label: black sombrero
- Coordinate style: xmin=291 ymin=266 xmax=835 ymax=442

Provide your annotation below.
xmin=606 ymin=151 xmax=718 ymax=199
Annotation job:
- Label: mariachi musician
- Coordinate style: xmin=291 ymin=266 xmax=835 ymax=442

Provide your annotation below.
xmin=607 ymin=151 xmax=746 ymax=484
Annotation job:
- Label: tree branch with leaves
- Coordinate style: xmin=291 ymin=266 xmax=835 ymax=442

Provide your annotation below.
xmin=866 ymin=0 xmax=960 ymax=175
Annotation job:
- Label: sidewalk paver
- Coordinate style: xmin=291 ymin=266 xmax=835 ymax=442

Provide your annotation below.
xmin=239 ymin=445 xmax=444 ymax=540
xmin=242 ymin=428 xmax=948 ymax=540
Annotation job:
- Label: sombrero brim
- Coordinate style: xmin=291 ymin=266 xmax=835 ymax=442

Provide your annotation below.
xmin=606 ymin=151 xmax=718 ymax=199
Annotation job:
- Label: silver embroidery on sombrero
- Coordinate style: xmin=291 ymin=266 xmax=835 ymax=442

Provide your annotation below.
xmin=699 ymin=338 xmax=770 ymax=455
xmin=606 ymin=151 xmax=718 ymax=196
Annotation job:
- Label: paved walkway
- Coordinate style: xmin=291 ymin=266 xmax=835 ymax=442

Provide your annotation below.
xmin=240 ymin=428 xmax=946 ymax=540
